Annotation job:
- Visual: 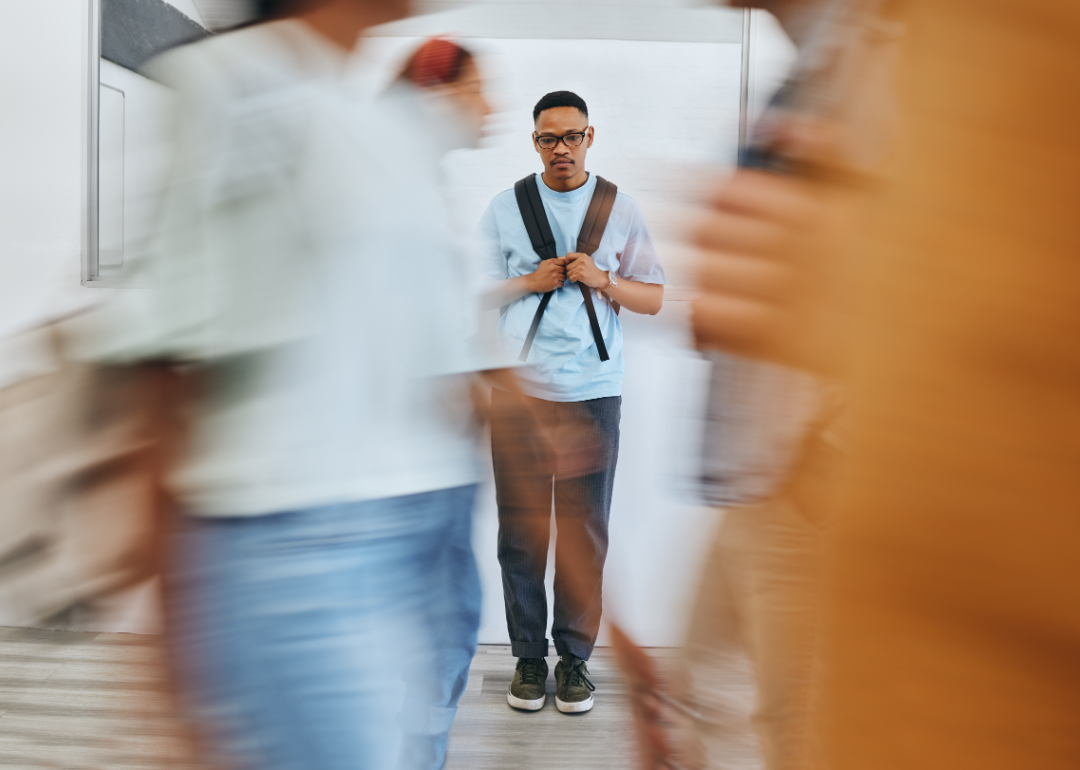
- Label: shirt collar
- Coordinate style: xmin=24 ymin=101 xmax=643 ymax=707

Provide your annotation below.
xmin=537 ymin=171 xmax=596 ymax=203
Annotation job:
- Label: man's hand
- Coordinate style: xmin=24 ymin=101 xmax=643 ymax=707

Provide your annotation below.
xmin=525 ymin=258 xmax=567 ymax=293
xmin=566 ymin=252 xmax=610 ymax=289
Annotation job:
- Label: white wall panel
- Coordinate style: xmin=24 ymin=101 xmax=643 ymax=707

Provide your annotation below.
xmin=358 ymin=35 xmax=745 ymax=297
xmin=0 ymin=0 xmax=92 ymax=340
xmin=96 ymin=59 xmax=177 ymax=281
xmin=0 ymin=2 xmax=793 ymax=644
xmin=357 ymin=34 xmax=750 ymax=645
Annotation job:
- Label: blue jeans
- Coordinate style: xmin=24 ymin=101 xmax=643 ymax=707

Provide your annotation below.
xmin=489 ymin=390 xmax=621 ymax=661
xmin=168 ymin=485 xmax=480 ymax=770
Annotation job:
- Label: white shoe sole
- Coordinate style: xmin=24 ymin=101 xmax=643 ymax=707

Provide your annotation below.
xmin=555 ymin=694 xmax=595 ymax=713
xmin=507 ymin=689 xmax=546 ymax=711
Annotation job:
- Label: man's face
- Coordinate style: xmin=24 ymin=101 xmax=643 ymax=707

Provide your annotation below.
xmin=533 ymin=106 xmax=594 ymax=182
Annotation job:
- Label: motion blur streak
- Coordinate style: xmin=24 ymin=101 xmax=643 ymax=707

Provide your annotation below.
xmin=4 ymin=1 xmax=1080 ymax=769
xmin=821 ymin=1 xmax=1080 ymax=768
xmin=682 ymin=0 xmax=1080 ymax=769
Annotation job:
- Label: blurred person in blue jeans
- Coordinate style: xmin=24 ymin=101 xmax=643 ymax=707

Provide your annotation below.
xmin=79 ymin=2 xmax=512 ymax=769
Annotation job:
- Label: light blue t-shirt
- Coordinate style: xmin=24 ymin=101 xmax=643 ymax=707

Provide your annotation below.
xmin=478 ymin=172 xmax=665 ymax=402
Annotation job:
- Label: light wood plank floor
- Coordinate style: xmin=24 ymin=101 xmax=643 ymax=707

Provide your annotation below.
xmin=447 ymin=645 xmax=640 ymax=770
xmin=0 ymin=627 xmax=759 ymax=770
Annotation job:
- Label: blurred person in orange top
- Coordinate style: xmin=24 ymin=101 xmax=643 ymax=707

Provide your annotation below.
xmin=690 ymin=1 xmax=1080 ymax=769
xmin=615 ymin=3 xmax=902 ymax=770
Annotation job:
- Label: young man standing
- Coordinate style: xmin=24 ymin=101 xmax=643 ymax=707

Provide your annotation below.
xmin=478 ymin=90 xmax=665 ymax=713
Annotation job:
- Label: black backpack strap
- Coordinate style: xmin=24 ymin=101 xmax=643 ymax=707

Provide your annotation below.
xmin=586 ymin=176 xmax=621 ymax=315
xmin=514 ymin=175 xmax=558 ymax=261
xmin=514 ymin=175 xmax=558 ymax=361
xmin=574 ymin=176 xmax=618 ymax=360
xmin=577 ymin=175 xmax=618 ymax=255
xmin=514 ymin=174 xmax=618 ymax=362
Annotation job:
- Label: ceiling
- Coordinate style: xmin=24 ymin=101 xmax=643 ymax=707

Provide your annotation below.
xmin=188 ymin=0 xmax=744 ymax=42
xmin=374 ymin=2 xmax=743 ymax=43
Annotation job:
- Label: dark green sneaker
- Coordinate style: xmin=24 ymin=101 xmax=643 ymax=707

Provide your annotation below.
xmin=554 ymin=654 xmax=595 ymax=713
xmin=507 ymin=657 xmax=548 ymax=711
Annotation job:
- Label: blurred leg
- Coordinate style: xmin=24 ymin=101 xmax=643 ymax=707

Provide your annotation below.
xmin=677 ymin=507 xmax=758 ymax=770
xmin=745 ymin=498 xmax=821 ymax=770
xmin=491 ymin=387 xmax=556 ymax=659
xmin=168 ymin=493 xmax=448 ymax=770
xmin=398 ymin=484 xmax=481 ymax=770
xmin=551 ymin=395 xmax=620 ymax=661
xmin=679 ymin=496 xmax=822 ymax=770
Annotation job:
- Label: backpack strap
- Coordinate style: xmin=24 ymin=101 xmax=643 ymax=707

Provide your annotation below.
xmin=514 ymin=175 xmax=558 ymax=262
xmin=514 ymin=175 xmax=557 ymax=361
xmin=576 ymin=175 xmax=620 ymax=335
xmin=577 ymin=175 xmax=618 ymax=256
xmin=514 ymin=174 xmax=619 ymax=362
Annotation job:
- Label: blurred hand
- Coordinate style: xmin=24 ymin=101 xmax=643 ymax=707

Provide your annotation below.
xmin=690 ymin=124 xmax=862 ymax=373
xmin=526 ymin=258 xmax=567 ymax=293
xmin=547 ymin=420 xmax=606 ymax=480
xmin=566 ymin=252 xmax=610 ymax=289
xmin=476 ymin=368 xmax=603 ymax=479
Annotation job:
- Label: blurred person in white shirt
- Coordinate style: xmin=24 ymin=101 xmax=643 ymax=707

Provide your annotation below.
xmin=79 ymin=3 xmax=509 ymax=769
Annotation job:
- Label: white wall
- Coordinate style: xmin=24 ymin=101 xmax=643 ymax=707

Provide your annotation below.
xmin=0 ymin=0 xmax=93 ymax=343
xmin=0 ymin=5 xmax=793 ymax=644
xmin=0 ymin=0 xmax=203 ymax=372
xmin=358 ymin=24 xmax=794 ymax=647
xmin=470 ymin=304 xmax=720 ymax=647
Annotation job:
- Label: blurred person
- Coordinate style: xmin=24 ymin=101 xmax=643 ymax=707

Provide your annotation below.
xmin=395 ymin=37 xmax=490 ymax=148
xmin=691 ymin=1 xmax=1080 ymax=769
xmin=478 ymin=90 xmax=666 ymax=714
xmin=380 ymin=37 xmax=502 ymax=770
xmin=0 ymin=322 xmax=167 ymax=630
xmin=613 ymin=3 xmax=900 ymax=769
xmin=74 ymin=2 xmax=512 ymax=769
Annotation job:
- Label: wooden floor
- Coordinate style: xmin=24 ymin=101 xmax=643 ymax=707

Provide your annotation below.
xmin=446 ymin=645 xmax=642 ymax=770
xmin=0 ymin=626 xmax=198 ymax=770
xmin=0 ymin=627 xmax=759 ymax=769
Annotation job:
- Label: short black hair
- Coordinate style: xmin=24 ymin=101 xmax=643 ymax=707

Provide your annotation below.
xmin=533 ymin=91 xmax=588 ymax=123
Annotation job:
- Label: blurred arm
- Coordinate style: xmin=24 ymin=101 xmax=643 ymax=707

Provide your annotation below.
xmin=605 ymin=279 xmax=664 ymax=315
xmin=483 ymin=260 xmax=568 ymax=309
xmin=690 ymin=165 xmax=857 ymax=374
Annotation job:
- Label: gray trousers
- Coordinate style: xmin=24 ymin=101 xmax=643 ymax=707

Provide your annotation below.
xmin=489 ymin=388 xmax=621 ymax=661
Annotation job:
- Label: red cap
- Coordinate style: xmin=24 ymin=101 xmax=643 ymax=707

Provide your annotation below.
xmin=404 ymin=38 xmax=468 ymax=87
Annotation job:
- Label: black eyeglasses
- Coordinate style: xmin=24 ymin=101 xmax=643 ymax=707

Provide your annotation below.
xmin=534 ymin=129 xmax=589 ymax=150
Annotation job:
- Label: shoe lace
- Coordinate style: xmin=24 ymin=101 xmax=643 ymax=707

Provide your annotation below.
xmin=519 ymin=659 xmax=546 ymax=685
xmin=564 ymin=658 xmax=595 ymax=692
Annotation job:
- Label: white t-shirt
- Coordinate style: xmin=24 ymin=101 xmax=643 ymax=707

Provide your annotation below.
xmin=89 ymin=22 xmax=489 ymax=516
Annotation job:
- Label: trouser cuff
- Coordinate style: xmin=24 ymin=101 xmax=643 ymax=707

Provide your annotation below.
xmin=554 ymin=637 xmax=593 ymax=661
xmin=511 ymin=640 xmax=549 ymax=658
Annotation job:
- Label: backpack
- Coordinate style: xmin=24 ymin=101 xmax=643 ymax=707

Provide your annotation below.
xmin=513 ymin=174 xmax=618 ymax=362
